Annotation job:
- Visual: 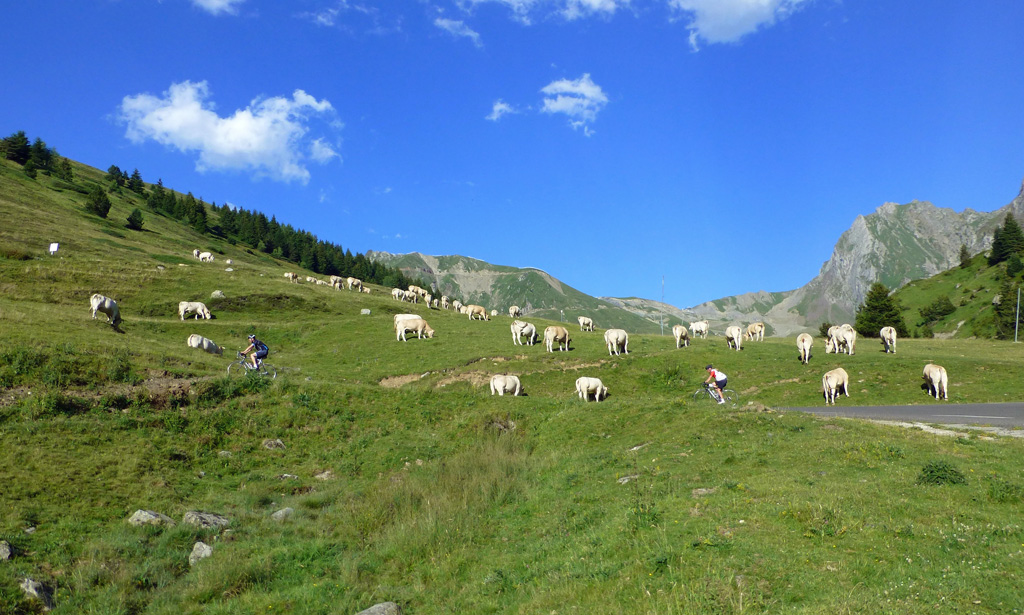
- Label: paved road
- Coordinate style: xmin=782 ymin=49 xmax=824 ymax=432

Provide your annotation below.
xmin=783 ymin=402 xmax=1024 ymax=429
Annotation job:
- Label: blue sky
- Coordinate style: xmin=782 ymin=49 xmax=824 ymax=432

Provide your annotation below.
xmin=4 ymin=0 xmax=1024 ymax=308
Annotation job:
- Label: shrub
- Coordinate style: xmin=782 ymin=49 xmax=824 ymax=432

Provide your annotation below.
xmin=86 ymin=186 xmax=112 ymax=218
xmin=916 ymin=461 xmax=967 ymax=486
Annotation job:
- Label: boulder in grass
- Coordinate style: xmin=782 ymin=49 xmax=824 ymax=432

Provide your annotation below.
xmin=356 ymin=603 xmax=402 ymax=615
xmin=182 ymin=511 xmax=230 ymax=529
xmin=20 ymin=578 xmax=55 ymax=610
xmin=128 ymin=510 xmax=176 ymax=527
xmin=189 ymin=542 xmax=213 ymax=566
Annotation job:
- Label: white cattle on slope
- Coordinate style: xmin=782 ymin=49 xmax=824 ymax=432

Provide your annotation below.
xmin=544 ymin=326 xmax=571 ymax=352
xmin=880 ymin=326 xmax=897 ymax=354
xmin=575 ymin=377 xmax=608 ymax=402
xmin=672 ymin=324 xmax=690 ymax=349
xmin=187 ymin=333 xmax=222 ymax=355
xmin=489 ymin=374 xmax=523 ymax=396
xmin=90 ymin=294 xmax=122 ymax=326
xmin=511 ymin=320 xmax=538 ymax=346
xmin=604 ymin=329 xmax=629 ymax=356
xmin=577 ymin=316 xmax=594 ymax=331
xmin=822 ymin=367 xmax=850 ymax=405
xmin=796 ymin=333 xmax=813 ymax=364
xmin=923 ymin=363 xmax=948 ymax=400
xmin=725 ymin=326 xmax=743 ymax=351
xmin=178 ymin=301 xmax=211 ymax=320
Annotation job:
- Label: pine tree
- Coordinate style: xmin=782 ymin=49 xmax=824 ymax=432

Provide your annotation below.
xmin=106 ymin=165 xmax=126 ymax=187
xmin=29 ymin=138 xmax=53 ymax=171
xmin=128 ymin=169 xmax=145 ymax=195
xmin=55 ymin=157 xmax=74 ymax=181
xmin=989 ymin=214 xmax=1024 ymax=265
xmin=3 ymin=130 xmax=31 ymax=164
xmin=958 ymin=244 xmax=972 ymax=269
xmin=126 ymin=208 xmax=145 ymax=231
xmin=23 ymin=159 xmax=38 ymax=179
xmin=854 ymin=282 xmax=909 ymax=337
xmin=993 ymin=275 xmax=1020 ymax=339
xmin=86 ymin=186 xmax=112 ymax=218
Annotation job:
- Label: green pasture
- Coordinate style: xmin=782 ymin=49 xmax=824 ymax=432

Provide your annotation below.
xmin=2 ymin=157 xmax=1024 ymax=614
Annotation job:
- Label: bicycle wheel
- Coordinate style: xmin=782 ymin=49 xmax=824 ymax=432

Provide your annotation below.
xmin=260 ymin=364 xmax=277 ymax=379
xmin=227 ymin=360 xmax=248 ymax=377
xmin=692 ymin=388 xmax=709 ymax=401
xmin=723 ymin=389 xmax=739 ymax=403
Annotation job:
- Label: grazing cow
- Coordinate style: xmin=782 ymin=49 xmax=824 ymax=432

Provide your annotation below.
xmin=347 ymin=277 xmax=362 ymax=291
xmin=604 ymin=329 xmax=629 ymax=356
xmin=187 ymin=333 xmax=222 ymax=355
xmin=363 ymin=287 xmax=372 ymax=294
xmin=284 ymin=272 xmax=299 ymax=283
xmin=330 ymin=275 xmax=344 ymax=287
xmin=511 ymin=320 xmax=538 ymax=346
xmin=672 ymin=324 xmax=690 ymax=349
xmin=192 ymin=249 xmax=201 ymax=260
xmin=880 ymin=326 xmax=897 ymax=354
xmin=198 ymin=252 xmax=214 ymax=262
xmin=392 ymin=288 xmax=404 ymax=301
xmin=509 ymin=305 xmax=522 ymax=319
xmin=544 ymin=326 xmax=571 ymax=352
xmin=578 ymin=316 xmax=595 ymax=332
xmin=822 ymin=367 xmax=850 ymax=405
xmin=178 ymin=301 xmax=211 ymax=320
xmin=575 ymin=377 xmax=608 ymax=402
xmin=316 ymin=279 xmax=329 ymax=286
xmin=725 ymin=326 xmax=743 ymax=351
xmin=89 ymin=293 xmax=122 ymax=326
xmin=396 ymin=317 xmax=435 ymax=341
xmin=837 ymin=324 xmax=857 ymax=355
xmin=745 ymin=322 xmax=765 ymax=341
xmin=796 ymin=333 xmax=813 ymax=364
xmin=467 ymin=304 xmax=489 ymax=320
xmin=430 ymin=296 xmax=436 ymax=306
xmin=489 ymin=374 xmax=523 ymax=397
xmin=452 ymin=300 xmax=463 ymax=313
xmin=441 ymin=296 xmax=451 ymax=310
xmin=690 ymin=320 xmax=709 ymax=339
xmin=424 ymin=294 xmax=433 ymax=308
xmin=408 ymin=285 xmax=424 ymax=297
xmin=490 ymin=309 xmax=498 ymax=317
xmin=923 ymin=363 xmax=948 ymax=400
xmin=305 ymin=276 xmax=316 ymax=283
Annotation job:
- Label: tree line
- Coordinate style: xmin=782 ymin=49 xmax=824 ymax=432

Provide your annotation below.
xmin=3 ymin=130 xmax=417 ymax=290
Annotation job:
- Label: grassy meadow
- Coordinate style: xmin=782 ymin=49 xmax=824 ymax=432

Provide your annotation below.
xmin=2 ymin=157 xmax=1024 ymax=614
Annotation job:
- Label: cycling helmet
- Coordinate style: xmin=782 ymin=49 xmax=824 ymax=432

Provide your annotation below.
xmin=248 ymin=334 xmax=256 ymax=340
xmin=705 ymin=364 xmax=713 ymax=370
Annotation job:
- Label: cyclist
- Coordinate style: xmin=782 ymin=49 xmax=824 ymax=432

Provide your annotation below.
xmin=704 ymin=364 xmax=728 ymax=404
xmin=242 ymin=334 xmax=269 ymax=369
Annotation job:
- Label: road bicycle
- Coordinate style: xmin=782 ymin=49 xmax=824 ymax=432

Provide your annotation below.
xmin=227 ymin=351 xmax=277 ymax=379
xmin=692 ymin=382 xmax=738 ymax=404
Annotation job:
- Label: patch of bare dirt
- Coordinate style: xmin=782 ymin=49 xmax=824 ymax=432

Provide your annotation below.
xmin=379 ymin=373 xmax=427 ymax=388
xmin=436 ymin=371 xmax=492 ymax=388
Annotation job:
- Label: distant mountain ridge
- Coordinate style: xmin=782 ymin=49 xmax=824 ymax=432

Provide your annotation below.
xmin=374 ymin=179 xmax=1024 ymax=337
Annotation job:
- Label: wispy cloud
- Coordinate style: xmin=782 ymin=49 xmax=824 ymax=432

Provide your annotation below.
xmin=298 ymin=2 xmax=402 ymax=35
xmin=486 ymin=99 xmax=518 ymax=121
xmin=461 ymin=0 xmax=627 ymax=23
xmin=668 ymin=0 xmax=809 ymax=50
xmin=191 ymin=0 xmax=245 ymax=16
xmin=435 ymin=18 xmax=483 ymax=47
xmin=119 ymin=80 xmax=338 ymax=184
xmin=540 ymin=73 xmax=608 ymax=136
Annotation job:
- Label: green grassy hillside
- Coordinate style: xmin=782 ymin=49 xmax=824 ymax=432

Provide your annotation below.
xmin=3 ymin=156 xmax=1024 ymax=614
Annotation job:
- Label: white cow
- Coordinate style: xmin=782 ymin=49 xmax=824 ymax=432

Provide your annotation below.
xmin=837 ymin=324 xmax=857 ymax=355
xmin=187 ymin=333 xmax=222 ymax=355
xmin=672 ymin=324 xmax=690 ymax=349
xmin=441 ymin=296 xmax=451 ymax=310
xmin=305 ymin=276 xmax=316 ymax=283
xmin=822 ymin=367 xmax=850 ymax=405
xmin=198 ymin=252 xmax=214 ymax=262
xmin=745 ymin=322 xmax=765 ymax=341
xmin=424 ymin=294 xmax=433 ymax=308
xmin=604 ymin=329 xmax=629 ymax=356
xmin=490 ymin=309 xmax=498 ymax=317
xmin=509 ymin=305 xmax=522 ymax=319
xmin=690 ymin=321 xmax=709 ymax=339
xmin=489 ymin=374 xmax=523 ymax=397
xmin=544 ymin=326 xmax=571 ymax=352
xmin=192 ymin=249 xmax=201 ymax=260
xmin=396 ymin=317 xmax=435 ymax=341
xmin=923 ymin=363 xmax=948 ymax=400
xmin=796 ymin=333 xmax=813 ymax=364
xmin=284 ymin=272 xmax=299 ymax=283
xmin=452 ymin=300 xmax=463 ymax=313
xmin=880 ymin=326 xmax=897 ymax=354
xmin=392 ymin=288 xmax=404 ymax=301
xmin=347 ymin=277 xmax=362 ymax=291
xmin=725 ymin=325 xmax=743 ymax=351
xmin=578 ymin=316 xmax=595 ymax=332
xmin=330 ymin=275 xmax=344 ymax=287
xmin=89 ymin=294 xmax=122 ymax=326
xmin=363 ymin=287 xmax=372 ymax=294
xmin=178 ymin=301 xmax=211 ymax=320
xmin=575 ymin=377 xmax=608 ymax=402
xmin=511 ymin=320 xmax=537 ymax=346
xmin=467 ymin=305 xmax=489 ymax=321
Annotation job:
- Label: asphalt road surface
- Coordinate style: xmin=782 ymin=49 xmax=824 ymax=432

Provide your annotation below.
xmin=786 ymin=402 xmax=1024 ymax=429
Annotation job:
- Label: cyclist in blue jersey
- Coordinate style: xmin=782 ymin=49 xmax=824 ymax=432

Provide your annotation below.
xmin=242 ymin=334 xmax=269 ymax=369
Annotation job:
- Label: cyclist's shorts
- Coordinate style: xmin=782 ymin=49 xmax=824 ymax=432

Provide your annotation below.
xmin=255 ymin=349 xmax=268 ymax=360
xmin=716 ymin=378 xmax=727 ymax=389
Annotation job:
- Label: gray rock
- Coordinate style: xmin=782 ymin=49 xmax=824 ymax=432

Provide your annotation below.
xmin=0 ymin=540 xmax=11 ymax=560
xmin=20 ymin=577 xmax=54 ymax=610
xmin=211 ymin=290 xmax=226 ymax=299
xmin=218 ymin=450 xmax=232 ymax=458
xmin=183 ymin=511 xmax=230 ymax=529
xmin=360 ymin=309 xmax=371 ymax=315
xmin=189 ymin=541 xmax=213 ymax=566
xmin=128 ymin=510 xmax=176 ymax=527
xmin=355 ymin=602 xmax=402 ymax=615
xmin=271 ymin=508 xmax=294 ymax=522
xmin=263 ymin=438 xmax=286 ymax=450
xmin=314 ymin=470 xmax=334 ymax=481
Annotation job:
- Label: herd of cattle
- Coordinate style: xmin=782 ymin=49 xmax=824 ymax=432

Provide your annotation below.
xmin=86 ymin=254 xmax=951 ymax=405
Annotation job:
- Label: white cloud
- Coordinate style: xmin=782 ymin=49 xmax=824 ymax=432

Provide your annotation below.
xmin=191 ymin=0 xmax=245 ymax=16
xmin=119 ymin=80 xmax=338 ymax=184
xmin=486 ymin=99 xmax=518 ymax=121
xmin=435 ymin=18 xmax=483 ymax=47
xmin=540 ymin=73 xmax=608 ymax=135
xmin=462 ymin=0 xmax=627 ymax=22
xmin=668 ymin=0 xmax=809 ymax=50
xmin=561 ymin=0 xmax=626 ymax=20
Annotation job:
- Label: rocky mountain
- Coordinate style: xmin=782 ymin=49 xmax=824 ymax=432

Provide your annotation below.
xmin=371 ymin=178 xmax=1024 ymax=336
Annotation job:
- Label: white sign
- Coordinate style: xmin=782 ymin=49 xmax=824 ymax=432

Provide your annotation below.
xmin=49 ymin=243 xmax=59 ymax=255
